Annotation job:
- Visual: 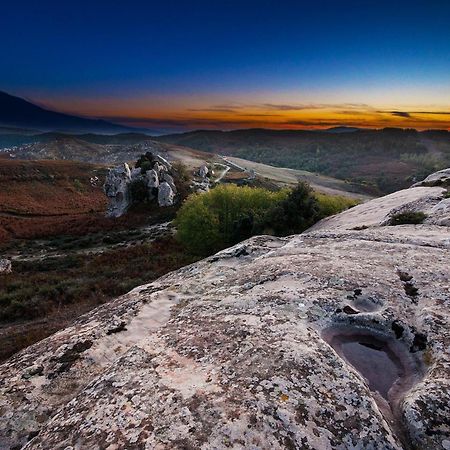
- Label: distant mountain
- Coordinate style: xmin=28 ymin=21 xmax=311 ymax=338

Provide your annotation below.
xmin=0 ymin=91 xmax=150 ymax=135
xmin=324 ymin=126 xmax=361 ymax=133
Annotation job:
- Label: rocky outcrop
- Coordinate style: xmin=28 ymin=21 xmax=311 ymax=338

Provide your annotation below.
xmin=191 ymin=164 xmax=212 ymax=193
xmin=103 ymin=163 xmax=132 ymax=217
xmin=412 ymin=168 xmax=450 ymax=188
xmin=104 ymin=155 xmax=177 ymax=216
xmin=1 ymin=171 xmax=449 ymax=449
xmin=0 ymin=259 xmax=12 ymax=274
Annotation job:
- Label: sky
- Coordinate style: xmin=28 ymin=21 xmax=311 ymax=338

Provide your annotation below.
xmin=1 ymin=0 xmax=449 ymax=133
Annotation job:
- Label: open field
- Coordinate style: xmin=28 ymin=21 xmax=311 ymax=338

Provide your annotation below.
xmin=223 ymin=156 xmax=371 ymax=200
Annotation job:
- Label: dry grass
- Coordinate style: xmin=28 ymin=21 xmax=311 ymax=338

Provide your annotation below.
xmin=0 ymin=236 xmax=199 ymax=361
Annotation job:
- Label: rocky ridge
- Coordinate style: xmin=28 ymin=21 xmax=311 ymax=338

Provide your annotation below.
xmin=0 ymin=170 xmax=449 ymax=449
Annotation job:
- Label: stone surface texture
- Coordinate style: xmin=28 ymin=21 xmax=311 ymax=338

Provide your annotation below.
xmin=1 ymin=172 xmax=449 ymax=450
xmin=103 ymin=163 xmax=132 ymax=217
xmin=157 ymin=181 xmax=175 ymax=207
xmin=0 ymin=259 xmax=12 ymax=274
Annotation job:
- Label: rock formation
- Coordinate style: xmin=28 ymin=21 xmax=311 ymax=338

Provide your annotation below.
xmin=191 ymin=164 xmax=212 ymax=193
xmin=104 ymin=155 xmax=178 ymax=216
xmin=146 ymin=168 xmax=160 ymax=201
xmin=162 ymin=172 xmax=177 ymax=194
xmin=0 ymin=259 xmax=12 ymax=274
xmin=1 ymin=171 xmax=449 ymax=449
xmin=199 ymin=164 xmax=209 ymax=178
xmin=158 ymin=181 xmax=175 ymax=206
xmin=412 ymin=168 xmax=450 ymax=188
xmin=103 ymin=163 xmax=132 ymax=217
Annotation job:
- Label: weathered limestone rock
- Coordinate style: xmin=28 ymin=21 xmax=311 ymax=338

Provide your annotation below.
xmin=162 ymin=172 xmax=177 ymax=193
xmin=153 ymin=161 xmax=166 ymax=177
xmin=104 ymin=155 xmax=181 ymax=215
xmin=1 ymin=170 xmax=449 ymax=449
xmin=0 ymin=259 xmax=12 ymax=274
xmin=199 ymin=164 xmax=209 ymax=178
xmin=153 ymin=154 xmax=172 ymax=170
xmin=412 ymin=168 xmax=450 ymax=187
xmin=103 ymin=163 xmax=132 ymax=217
xmin=130 ymin=167 xmax=143 ymax=181
xmin=146 ymin=169 xmax=159 ymax=188
xmin=145 ymin=168 xmax=160 ymax=200
xmin=157 ymin=181 xmax=175 ymax=206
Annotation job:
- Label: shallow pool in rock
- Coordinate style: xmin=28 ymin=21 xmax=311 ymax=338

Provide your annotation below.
xmin=322 ymin=324 xmax=427 ymax=447
xmin=322 ymin=325 xmax=425 ymax=405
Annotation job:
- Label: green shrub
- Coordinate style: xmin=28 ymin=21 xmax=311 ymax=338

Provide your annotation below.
xmin=389 ymin=211 xmax=427 ymax=225
xmin=175 ymin=183 xmax=361 ymax=255
xmin=73 ymin=178 xmax=85 ymax=192
xmin=264 ymin=182 xmax=320 ymax=236
xmin=315 ymin=193 xmax=359 ymax=217
xmin=135 ymin=152 xmax=156 ymax=174
xmin=175 ymin=184 xmax=288 ymax=255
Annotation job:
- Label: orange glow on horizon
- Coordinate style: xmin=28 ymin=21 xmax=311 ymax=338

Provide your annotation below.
xmin=38 ymin=95 xmax=450 ymax=131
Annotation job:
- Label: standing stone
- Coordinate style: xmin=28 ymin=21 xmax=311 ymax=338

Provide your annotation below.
xmin=146 ymin=169 xmax=159 ymax=189
xmin=158 ymin=182 xmax=175 ymax=206
xmin=103 ymin=163 xmax=132 ymax=217
xmin=146 ymin=169 xmax=160 ymax=200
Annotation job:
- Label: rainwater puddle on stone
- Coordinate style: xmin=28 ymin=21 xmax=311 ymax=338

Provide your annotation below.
xmin=322 ymin=325 xmax=424 ymax=404
xmin=336 ymin=335 xmax=401 ymax=399
xmin=322 ymin=324 xmax=426 ymax=447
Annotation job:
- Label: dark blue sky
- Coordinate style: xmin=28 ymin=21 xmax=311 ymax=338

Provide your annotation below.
xmin=1 ymin=0 xmax=449 ymax=131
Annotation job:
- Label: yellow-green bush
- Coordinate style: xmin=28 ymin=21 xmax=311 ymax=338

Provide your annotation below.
xmin=315 ymin=193 xmax=360 ymax=218
xmin=175 ymin=183 xmax=360 ymax=256
xmin=175 ymin=184 xmax=288 ymax=255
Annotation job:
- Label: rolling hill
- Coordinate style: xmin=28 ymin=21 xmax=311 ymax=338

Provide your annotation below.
xmin=3 ymin=135 xmax=370 ymax=198
xmin=156 ymin=128 xmax=450 ymax=194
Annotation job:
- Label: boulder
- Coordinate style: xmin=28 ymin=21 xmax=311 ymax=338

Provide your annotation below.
xmin=198 ymin=164 xmax=209 ymax=178
xmin=0 ymin=259 xmax=11 ymax=274
xmin=1 ymin=169 xmax=449 ymax=449
xmin=146 ymin=169 xmax=160 ymax=200
xmin=130 ymin=167 xmax=143 ymax=181
xmin=162 ymin=172 xmax=177 ymax=193
xmin=103 ymin=163 xmax=132 ymax=217
xmin=157 ymin=181 xmax=175 ymax=206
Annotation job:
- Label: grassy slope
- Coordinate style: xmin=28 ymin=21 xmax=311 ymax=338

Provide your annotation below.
xmin=0 ymin=157 xmax=109 ymax=241
xmin=0 ymin=237 xmax=199 ymax=362
xmin=156 ymin=128 xmax=450 ymax=195
xmin=0 ymin=157 xmax=200 ymax=361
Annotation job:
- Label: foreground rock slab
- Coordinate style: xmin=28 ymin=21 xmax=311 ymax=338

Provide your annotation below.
xmin=0 ymin=178 xmax=449 ymax=449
